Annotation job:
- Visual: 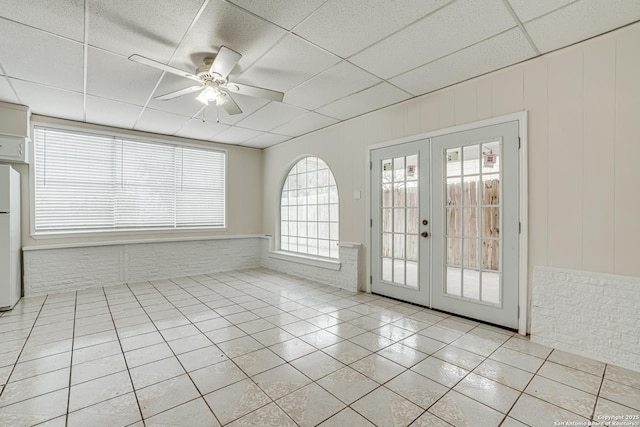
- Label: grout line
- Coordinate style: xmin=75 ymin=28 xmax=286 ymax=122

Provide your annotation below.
xmin=64 ymin=291 xmax=78 ymax=426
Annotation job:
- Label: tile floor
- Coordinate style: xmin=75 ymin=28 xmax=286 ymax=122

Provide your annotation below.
xmin=0 ymin=268 xmax=639 ymax=426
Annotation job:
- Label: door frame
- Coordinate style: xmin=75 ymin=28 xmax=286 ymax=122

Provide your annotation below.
xmin=365 ymin=112 xmax=528 ymax=335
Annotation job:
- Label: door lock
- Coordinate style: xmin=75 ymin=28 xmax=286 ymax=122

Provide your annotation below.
xmin=421 ymin=231 xmax=429 ymax=238
xmin=422 ymin=219 xmax=428 ymax=225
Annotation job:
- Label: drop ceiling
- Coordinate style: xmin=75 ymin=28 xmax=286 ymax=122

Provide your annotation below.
xmin=0 ymin=0 xmax=638 ymax=149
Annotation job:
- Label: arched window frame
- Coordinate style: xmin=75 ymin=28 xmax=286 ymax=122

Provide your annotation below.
xmin=279 ymin=156 xmax=339 ymax=259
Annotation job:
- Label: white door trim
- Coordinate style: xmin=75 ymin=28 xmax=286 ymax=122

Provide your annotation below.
xmin=366 ymin=112 xmax=528 ymax=335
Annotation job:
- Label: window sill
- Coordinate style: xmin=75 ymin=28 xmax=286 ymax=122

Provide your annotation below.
xmin=268 ymin=251 xmax=342 ymax=271
xmin=29 ymin=226 xmax=227 ymax=240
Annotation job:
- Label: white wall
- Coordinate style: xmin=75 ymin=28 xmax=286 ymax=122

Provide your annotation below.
xmin=263 ymin=23 xmax=640 ymax=329
xmin=0 ymin=113 xmax=264 ymax=248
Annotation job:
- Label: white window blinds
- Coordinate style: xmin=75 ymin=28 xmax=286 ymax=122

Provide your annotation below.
xmin=34 ymin=127 xmax=225 ymax=233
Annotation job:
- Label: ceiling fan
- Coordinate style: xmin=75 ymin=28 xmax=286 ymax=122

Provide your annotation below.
xmin=128 ymin=46 xmax=284 ymax=115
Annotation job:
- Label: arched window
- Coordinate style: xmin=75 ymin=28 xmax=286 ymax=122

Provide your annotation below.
xmin=280 ymin=156 xmax=339 ymax=258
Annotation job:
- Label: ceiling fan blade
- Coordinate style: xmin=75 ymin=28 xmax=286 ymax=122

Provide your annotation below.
xmin=220 ymin=92 xmax=243 ymax=115
xmin=129 ymin=54 xmax=201 ymax=82
xmin=222 ymin=82 xmax=284 ymax=102
xmin=209 ymin=46 xmax=242 ymax=79
xmin=155 ymin=86 xmax=203 ymax=101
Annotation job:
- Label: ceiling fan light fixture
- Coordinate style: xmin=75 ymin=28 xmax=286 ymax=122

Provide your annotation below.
xmin=196 ymin=85 xmax=224 ymax=105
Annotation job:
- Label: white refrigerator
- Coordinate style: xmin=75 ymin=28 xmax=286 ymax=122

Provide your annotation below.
xmin=0 ymin=165 xmax=21 ymax=310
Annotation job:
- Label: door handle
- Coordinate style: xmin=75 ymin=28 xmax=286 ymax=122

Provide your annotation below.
xmin=421 ymin=231 xmax=429 ymax=238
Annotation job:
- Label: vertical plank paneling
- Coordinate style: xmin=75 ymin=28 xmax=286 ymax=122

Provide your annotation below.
xmin=491 ymin=69 xmax=524 ymax=116
xmin=547 ymin=50 xmax=583 ymax=269
xmin=614 ymin=26 xmax=640 ymax=276
xmin=420 ymin=94 xmax=439 ymax=132
xmin=454 ymin=83 xmax=477 ymax=125
xmin=523 ymin=57 xmax=548 ymax=327
xmin=583 ymin=36 xmax=616 ymax=273
xmin=477 ymin=79 xmax=492 ymax=120
xmin=438 ymin=90 xmax=455 ymax=129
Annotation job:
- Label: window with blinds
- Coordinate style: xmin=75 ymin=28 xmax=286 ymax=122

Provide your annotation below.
xmin=33 ymin=126 xmax=225 ymax=233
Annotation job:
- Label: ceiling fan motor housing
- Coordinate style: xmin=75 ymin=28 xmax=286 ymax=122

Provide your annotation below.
xmin=196 ymin=58 xmax=226 ymax=83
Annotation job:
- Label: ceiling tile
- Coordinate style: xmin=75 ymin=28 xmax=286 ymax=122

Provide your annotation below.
xmin=11 ymin=79 xmax=83 ymax=121
xmin=272 ymin=112 xmax=338 ymax=137
xmin=0 ymin=20 xmax=83 ymax=91
xmin=0 ymin=0 xmax=85 ymax=41
xmin=284 ymin=61 xmax=380 ymax=110
xmin=236 ymin=101 xmax=307 ymax=132
xmin=351 ymin=0 xmax=516 ymax=79
xmin=87 ymin=47 xmax=163 ymax=106
xmin=293 ymin=0 xmax=450 ymax=57
xmin=174 ymin=118 xmax=229 ymax=141
xmin=316 ymin=82 xmax=411 ymax=120
xmin=169 ymin=0 xmax=286 ymax=76
xmin=88 ymin=0 xmax=203 ymax=61
xmin=391 ymin=28 xmax=536 ymax=96
xmin=525 ymin=0 xmax=640 ymax=53
xmin=212 ymin=126 xmax=263 ymax=144
xmin=243 ymin=132 xmax=291 ymax=149
xmin=507 ymin=0 xmax=574 ymax=23
xmin=0 ymin=76 xmax=19 ymax=104
xmin=86 ymin=96 xmax=143 ymax=129
xmin=227 ymin=0 xmax=326 ymax=30
xmin=134 ymin=108 xmax=191 ymax=135
xmin=236 ymin=34 xmax=340 ymax=93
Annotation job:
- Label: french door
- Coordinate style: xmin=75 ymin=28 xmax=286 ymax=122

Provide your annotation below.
xmin=371 ymin=121 xmax=520 ymax=329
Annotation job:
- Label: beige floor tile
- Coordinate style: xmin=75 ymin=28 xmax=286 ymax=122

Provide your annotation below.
xmin=317 ymin=367 xmax=378 ymax=404
xmin=525 ymin=375 xmax=597 ymax=417
xmin=400 ymin=334 xmax=446 ymax=355
xmin=269 ymin=338 xmax=317 ymax=361
xmin=502 ymin=336 xmax=553 ymax=359
xmin=306 ymin=314 xmax=341 ymax=329
xmin=352 ymin=386 xmax=423 ymax=426
xmin=205 ymin=325 xmax=247 ymax=343
xmin=372 ymin=324 xmax=415 ymax=342
xmin=251 ymin=328 xmax=295 ymax=346
xmin=548 ymin=349 xmax=606 ymax=376
xmin=473 ymin=359 xmax=534 ymax=391
xmin=489 ymin=347 xmax=544 ymax=373
xmin=351 ymin=354 xmax=406 ymax=384
xmin=449 ymin=334 xmax=502 ymax=357
xmin=378 ymin=343 xmax=429 ymax=368
xmin=69 ymin=371 xmax=133 ymax=412
xmin=454 ymin=372 xmax=520 ymax=413
xmin=0 ymin=368 xmax=70 ymax=407
xmin=500 ymin=416 xmax=529 ymax=427
xmin=538 ymin=361 xmax=602 ymax=395
xmin=433 ymin=345 xmax=486 ymax=370
xmin=10 ymin=352 xmax=71 ymax=382
xmin=67 ymin=392 xmax=140 ymax=427
xmin=600 ymin=379 xmax=640 ymax=411
xmin=325 ymin=323 xmax=368 ymax=339
xmin=226 ymin=402 xmax=297 ymax=427
xmin=253 ymin=364 xmax=311 ymax=400
xmin=120 ymin=331 xmax=163 ymax=353
xmin=130 ymin=356 xmax=185 ymax=389
xmin=509 ymin=393 xmax=589 ymax=426
xmin=386 ymin=369 xmax=448 ymax=409
xmin=136 ymin=374 xmax=200 ymax=419
xmin=281 ymin=320 xmax=321 ymax=337
xmin=429 ymin=390 xmax=503 ymax=427
xmin=593 ymin=397 xmax=640 ymax=420
xmin=0 ymin=388 xmax=68 ymax=426
xmin=189 ymin=359 xmax=247 ymax=394
xmin=290 ymin=351 xmax=345 ymax=381
xmin=204 ymin=378 xmax=271 ymax=425
xmin=217 ymin=335 xmax=264 ymax=358
xmin=318 ymin=408 xmax=375 ymax=427
xmin=300 ymin=330 xmax=344 ymax=349
xmin=409 ymin=412 xmax=452 ymax=426
xmin=349 ymin=331 xmax=394 ymax=352
xmin=411 ymin=357 xmax=469 ymax=388
xmin=605 ymin=364 xmax=640 ymax=390
xmin=167 ymin=333 xmax=212 ymax=355
xmin=124 ymin=342 xmax=173 ymax=369
xmin=323 ymin=341 xmax=371 ymax=364
xmin=419 ymin=325 xmax=464 ymax=344
xmin=233 ymin=348 xmax=285 ymax=376
xmin=159 ymin=324 xmax=201 ymax=341
xmin=71 ymin=353 xmax=127 ymax=385
xmin=177 ymin=345 xmax=228 ymax=372
xmin=277 ymin=383 xmax=345 ymax=427
xmin=195 ymin=317 xmax=233 ymax=333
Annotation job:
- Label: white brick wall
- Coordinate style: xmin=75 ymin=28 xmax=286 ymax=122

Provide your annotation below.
xmin=23 ymin=236 xmax=362 ymax=296
xmin=23 ymin=237 xmax=263 ymax=296
xmin=531 ymin=266 xmax=640 ymax=372
xmin=260 ymin=238 xmax=361 ymax=292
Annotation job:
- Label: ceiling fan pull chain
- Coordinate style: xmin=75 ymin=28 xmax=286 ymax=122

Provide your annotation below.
xmin=216 ymin=108 xmax=220 ymax=124
xmin=202 ymin=109 xmax=206 ymax=123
